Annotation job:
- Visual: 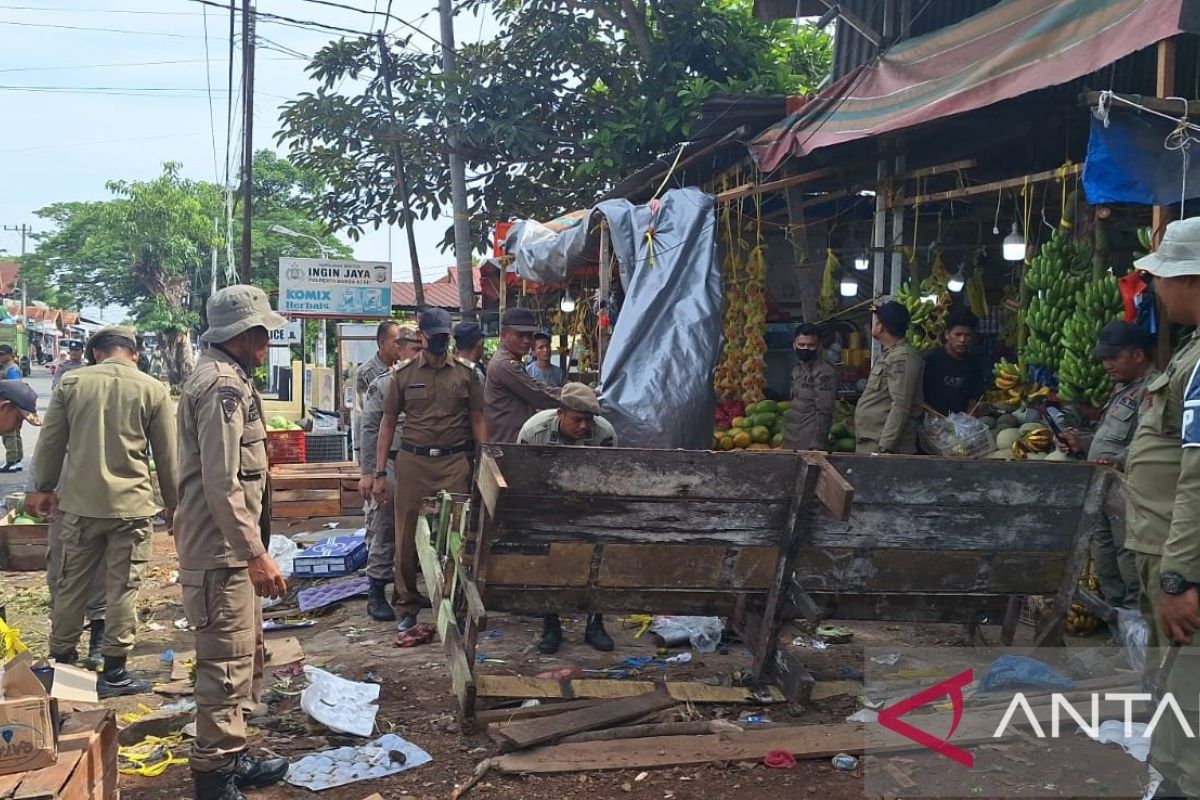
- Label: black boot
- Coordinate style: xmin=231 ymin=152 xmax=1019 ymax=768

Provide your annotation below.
xmin=584 ymin=614 xmax=614 ymax=652
xmin=86 ymin=619 xmax=105 ymax=671
xmin=366 ymin=579 xmax=396 ymax=622
xmin=194 ymin=769 xmax=245 ymax=800
xmin=97 ymin=655 xmax=152 ymax=699
xmin=537 ymin=614 xmax=563 ymax=654
xmin=231 ymin=751 xmax=288 ymax=789
xmin=51 ymin=649 xmax=77 ymax=666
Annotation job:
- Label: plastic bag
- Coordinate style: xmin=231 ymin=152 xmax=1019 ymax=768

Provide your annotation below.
xmin=300 ymin=666 xmax=380 ymax=737
xmin=978 ymin=655 xmax=1075 ymax=693
xmin=919 ymin=412 xmax=993 ymax=458
xmin=1116 ymin=607 xmax=1150 ymax=673
xmin=649 ymin=616 xmax=723 ymax=654
xmin=262 ymin=535 xmax=300 ymax=610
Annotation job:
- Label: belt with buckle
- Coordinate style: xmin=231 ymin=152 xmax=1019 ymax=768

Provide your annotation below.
xmin=398 ymin=441 xmax=472 ymax=458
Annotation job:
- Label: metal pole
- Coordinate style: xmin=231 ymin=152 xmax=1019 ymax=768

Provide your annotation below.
xmin=871 ymin=156 xmax=889 ymax=361
xmin=438 ymin=0 xmax=477 ymax=320
xmin=890 ymin=153 xmax=906 ymax=295
xmin=239 ymin=0 xmax=255 ymax=284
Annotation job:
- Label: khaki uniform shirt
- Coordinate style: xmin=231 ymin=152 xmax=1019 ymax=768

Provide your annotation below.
xmin=353 ymin=353 xmax=390 ymax=455
xmin=853 ymin=340 xmax=924 ymax=453
xmin=1125 ymin=332 xmax=1200 ymax=567
xmin=516 ymin=408 xmax=617 ymax=446
xmin=484 ymin=345 xmax=561 ymax=443
xmin=174 ymin=347 xmax=270 ymax=570
xmin=382 ymin=352 xmax=483 ymax=447
xmin=51 ymin=358 xmax=84 ymax=390
xmin=1084 ymin=369 xmax=1157 ymax=466
xmin=783 ymin=359 xmax=836 ymax=450
xmin=359 ymin=366 xmax=405 ymax=475
xmin=35 ymin=358 xmax=178 ymax=519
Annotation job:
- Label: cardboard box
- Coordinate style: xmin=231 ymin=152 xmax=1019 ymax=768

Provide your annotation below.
xmin=0 ymin=657 xmax=57 ymax=776
xmin=293 ymin=534 xmax=368 ymax=577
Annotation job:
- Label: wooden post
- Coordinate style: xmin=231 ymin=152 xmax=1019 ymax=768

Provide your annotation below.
xmin=1154 ymin=37 xmax=1177 ymax=368
xmin=786 ymin=186 xmax=821 ymax=323
xmin=871 ymin=155 xmax=889 ymax=360
xmin=889 ymin=153 xmax=906 ymax=294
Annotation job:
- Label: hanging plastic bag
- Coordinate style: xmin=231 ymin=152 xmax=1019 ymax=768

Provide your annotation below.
xmin=1115 ymin=607 xmax=1150 ymax=673
xmin=262 ymin=535 xmax=300 ymax=610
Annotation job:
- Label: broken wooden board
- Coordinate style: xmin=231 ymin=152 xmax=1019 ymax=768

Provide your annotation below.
xmin=491 ymin=692 xmax=676 ymax=752
xmin=475 ymin=675 xmax=784 ymax=704
xmin=475 ymin=699 xmax=603 ymax=728
xmin=810 ymin=680 xmax=863 ymax=701
xmin=2 ymin=710 xmax=117 ymax=800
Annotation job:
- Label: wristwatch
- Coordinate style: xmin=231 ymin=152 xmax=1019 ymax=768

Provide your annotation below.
xmin=1160 ymin=571 xmax=1195 ymax=595
xmin=374 ymin=470 xmax=387 ymax=478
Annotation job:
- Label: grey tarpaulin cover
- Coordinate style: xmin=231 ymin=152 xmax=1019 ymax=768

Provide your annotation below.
xmin=506 ymin=187 xmax=720 ymax=448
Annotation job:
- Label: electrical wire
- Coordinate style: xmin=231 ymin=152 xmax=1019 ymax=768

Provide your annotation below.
xmin=0 ymin=3 xmax=198 ymax=13
xmin=297 ymin=0 xmax=442 ymax=46
xmin=185 ymin=0 xmax=373 ymax=37
xmin=0 ymin=20 xmax=205 ymax=38
xmin=202 ymin=4 xmax=221 ymax=183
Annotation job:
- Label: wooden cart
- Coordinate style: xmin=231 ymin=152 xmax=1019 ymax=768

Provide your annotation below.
xmin=416 ymin=444 xmax=852 ymax=725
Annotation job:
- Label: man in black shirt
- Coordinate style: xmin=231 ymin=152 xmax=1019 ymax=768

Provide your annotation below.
xmin=923 ymin=308 xmax=986 ymax=415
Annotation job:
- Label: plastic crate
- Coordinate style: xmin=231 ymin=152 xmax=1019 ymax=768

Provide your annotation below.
xmin=292 ymin=535 xmax=368 ymax=577
xmin=266 ymin=429 xmax=307 ymax=465
xmin=305 ymin=432 xmax=348 ymax=463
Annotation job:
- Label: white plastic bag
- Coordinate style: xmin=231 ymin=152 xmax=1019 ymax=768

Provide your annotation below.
xmin=300 ymin=666 xmax=380 ymax=737
xmin=262 ymin=535 xmax=301 ymax=610
xmin=650 ymin=616 xmax=723 ymax=654
xmin=1115 ymin=607 xmax=1149 ymax=673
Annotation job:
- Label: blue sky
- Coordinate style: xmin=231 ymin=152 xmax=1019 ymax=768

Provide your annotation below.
xmin=0 ymin=0 xmax=497 ymax=317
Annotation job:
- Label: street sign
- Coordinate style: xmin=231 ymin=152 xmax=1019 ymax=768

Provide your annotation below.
xmin=269 ymin=320 xmax=303 ymax=345
xmin=278 ymin=257 xmax=393 ymax=317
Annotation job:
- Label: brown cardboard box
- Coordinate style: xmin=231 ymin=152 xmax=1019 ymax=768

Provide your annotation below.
xmin=0 ymin=657 xmax=57 ymax=776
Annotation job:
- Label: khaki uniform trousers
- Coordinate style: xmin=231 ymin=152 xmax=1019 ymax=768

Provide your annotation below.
xmin=365 ymin=459 xmax=396 ymax=583
xmin=181 ymin=566 xmax=266 ymax=773
xmin=49 ymin=514 xmax=152 ymax=658
xmin=393 ymin=450 xmax=471 ymax=615
xmin=46 ymin=510 xmax=106 ymax=622
xmin=1136 ymin=552 xmax=1200 ymax=795
xmin=3 ymin=429 xmax=21 ymax=465
xmin=1093 ymin=511 xmax=1139 ymax=608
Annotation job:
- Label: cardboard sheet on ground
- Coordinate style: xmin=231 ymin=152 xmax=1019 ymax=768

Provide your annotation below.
xmin=285 ymin=733 xmax=431 ymax=791
xmin=298 ymin=576 xmax=370 ymax=612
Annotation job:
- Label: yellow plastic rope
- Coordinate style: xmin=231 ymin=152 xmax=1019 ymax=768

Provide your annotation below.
xmin=0 ymin=618 xmax=28 ymax=662
xmin=1057 ymin=159 xmax=1075 ymax=229
xmin=620 ymin=614 xmax=653 ymax=638
xmin=118 ymin=734 xmax=189 ymax=777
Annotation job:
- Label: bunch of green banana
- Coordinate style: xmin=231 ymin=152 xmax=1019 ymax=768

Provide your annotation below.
xmin=1022 ymin=232 xmax=1091 ymax=371
xmin=895 ymin=279 xmax=950 ymax=350
xmin=1057 ymin=275 xmax=1124 ymax=406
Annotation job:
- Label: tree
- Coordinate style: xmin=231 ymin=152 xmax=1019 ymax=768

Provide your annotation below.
xmin=276 ymin=0 xmax=830 ymax=250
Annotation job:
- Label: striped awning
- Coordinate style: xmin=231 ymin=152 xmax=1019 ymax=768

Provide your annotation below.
xmin=751 ymin=0 xmax=1196 ymax=172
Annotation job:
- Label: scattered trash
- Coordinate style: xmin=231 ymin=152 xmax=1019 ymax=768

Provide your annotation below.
xmin=535 ymin=667 xmax=579 ymax=680
xmin=158 ymin=698 xmax=196 ymax=714
xmin=870 ymin=652 xmax=901 ymax=666
xmin=739 ymin=715 xmax=771 ymax=725
xmin=845 ymin=708 xmax=879 ymax=723
xmin=832 ymin=753 xmax=858 ymax=771
xmin=173 ymin=618 xmax=190 ymax=630
xmin=145 ymin=622 xmax=166 ymax=632
xmin=160 ymin=648 xmax=175 ymax=664
xmin=519 ymin=699 xmax=541 ymax=708
xmin=664 ymin=652 xmax=692 ymax=664
xmin=978 ymin=655 xmax=1074 ymax=693
xmin=815 ymin=625 xmax=853 ymax=644
xmin=118 ymin=734 xmax=189 ymax=777
xmin=395 ymin=623 xmax=436 ymax=648
xmin=764 ymin=750 xmax=797 ymax=769
xmin=634 ymin=771 xmax=649 ymax=782
xmin=264 ymin=619 xmax=318 ymax=632
xmin=649 ymin=616 xmax=723 ymax=653
xmin=474 ymin=654 xmax=506 ymax=664
xmin=263 ymin=536 xmax=301 ymax=608
xmin=1088 ymin=720 xmax=1150 ymax=762
xmin=298 ymin=576 xmax=371 ymax=612
xmin=1116 ymin=607 xmax=1150 ymax=673
xmin=620 ymin=614 xmax=653 ymax=637
xmin=1143 ymin=766 xmax=1165 ymax=800
xmin=286 ymin=733 xmax=431 ymax=791
xmin=482 ymin=630 xmax=503 ymax=640
xmin=300 ymin=665 xmax=380 ymax=737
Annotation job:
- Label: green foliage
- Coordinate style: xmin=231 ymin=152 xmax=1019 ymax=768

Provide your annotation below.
xmin=277 ymin=0 xmax=830 ymax=248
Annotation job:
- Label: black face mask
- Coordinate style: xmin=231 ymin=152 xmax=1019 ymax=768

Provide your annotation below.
xmin=426 ymin=334 xmax=450 ymax=355
xmin=795 ymin=348 xmax=818 ymax=363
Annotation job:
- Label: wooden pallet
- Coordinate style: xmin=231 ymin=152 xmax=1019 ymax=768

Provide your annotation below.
xmin=0 ymin=710 xmax=118 ymax=800
xmin=0 ymin=510 xmax=49 ymax=571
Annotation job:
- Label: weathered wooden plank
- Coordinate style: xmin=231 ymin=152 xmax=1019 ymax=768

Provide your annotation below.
xmin=11 ymin=711 xmax=109 ymax=800
xmin=597 ymin=544 xmax=726 ymax=588
xmin=1036 ymin=470 xmax=1109 ymax=646
xmin=273 ymin=488 xmax=340 ymax=502
xmin=792 ymin=549 xmax=1067 ymax=594
xmin=475 ymin=699 xmax=603 ymax=727
xmin=478 ymin=588 xmax=751 ymax=616
xmin=806 ymin=453 xmax=854 ymax=520
xmin=491 ymin=691 xmax=675 ymax=752
xmin=790 ymin=591 xmax=1010 ymax=624
xmin=475 ymin=675 xmax=784 ymax=704
xmin=268 ymin=476 xmax=343 ymax=491
xmin=490 ymin=445 xmax=799 ymax=500
xmin=731 ymin=547 xmax=779 ymax=589
xmin=486 ymin=543 xmax=594 ymax=587
xmin=803 ymin=505 xmax=1081 ymax=551
xmin=445 ymin=621 xmax=477 ymax=729
xmin=271 ymin=498 xmax=342 ymax=518
xmin=476 ymin=449 xmax=507 ymax=518
xmin=461 ymin=574 xmax=487 ymax=625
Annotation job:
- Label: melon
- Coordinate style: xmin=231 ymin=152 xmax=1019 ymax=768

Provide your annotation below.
xmin=995 ymin=428 xmax=1023 ymax=450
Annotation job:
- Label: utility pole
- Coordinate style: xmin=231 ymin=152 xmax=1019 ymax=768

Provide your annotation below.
xmin=375 ymin=32 xmax=425 ymax=310
xmin=1 ymin=224 xmax=29 ymax=258
xmin=437 ymin=0 xmax=477 ymax=320
xmin=240 ymin=0 xmax=255 ymax=284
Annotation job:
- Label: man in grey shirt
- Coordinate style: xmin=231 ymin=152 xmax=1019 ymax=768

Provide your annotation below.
xmin=525 ymin=331 xmax=566 ymax=387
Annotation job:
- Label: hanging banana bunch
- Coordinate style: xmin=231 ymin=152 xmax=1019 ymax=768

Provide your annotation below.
xmin=1057 ymin=274 xmax=1123 ymax=407
xmin=712 ymin=203 xmax=767 ymax=404
xmin=1023 ymin=230 xmax=1091 ymax=372
xmin=966 ymin=269 xmax=989 ymax=319
xmin=819 ymin=248 xmax=838 ymax=320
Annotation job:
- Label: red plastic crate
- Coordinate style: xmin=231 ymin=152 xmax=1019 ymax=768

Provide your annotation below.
xmin=266 ymin=429 xmax=307 ymax=465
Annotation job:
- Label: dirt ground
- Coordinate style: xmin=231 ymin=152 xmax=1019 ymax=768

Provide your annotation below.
xmin=0 ymin=522 xmax=1154 ymax=800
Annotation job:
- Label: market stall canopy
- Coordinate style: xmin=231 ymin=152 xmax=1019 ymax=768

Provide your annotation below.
xmin=751 ymin=0 xmax=1198 ymax=173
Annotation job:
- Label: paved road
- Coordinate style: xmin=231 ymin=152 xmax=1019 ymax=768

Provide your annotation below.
xmin=0 ymin=365 xmax=53 ymax=497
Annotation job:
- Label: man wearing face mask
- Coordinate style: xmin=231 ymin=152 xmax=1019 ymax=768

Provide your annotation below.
xmin=374 ymin=309 xmax=488 ymax=633
xmin=782 ymin=323 xmax=835 ymax=451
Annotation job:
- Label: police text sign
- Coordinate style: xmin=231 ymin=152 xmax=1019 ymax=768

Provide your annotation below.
xmin=278 ymin=257 xmax=392 ymax=317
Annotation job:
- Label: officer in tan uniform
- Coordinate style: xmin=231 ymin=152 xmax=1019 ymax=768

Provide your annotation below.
xmin=854 ymin=301 xmax=924 ymax=454
xmin=352 ymin=320 xmax=402 ymax=461
xmin=517 ymin=383 xmax=616 ymax=653
xmin=175 ymin=286 xmax=288 ymax=800
xmin=30 ymin=326 xmax=177 ymax=698
xmin=782 ymin=323 xmax=835 ymax=450
xmin=1056 ymin=322 xmax=1156 ymax=609
xmin=358 ymin=327 xmax=423 ymax=621
xmin=374 ymin=308 xmax=487 ymax=632
xmin=52 ymin=339 xmax=85 ymax=389
xmin=485 ymin=308 xmax=560 ymax=443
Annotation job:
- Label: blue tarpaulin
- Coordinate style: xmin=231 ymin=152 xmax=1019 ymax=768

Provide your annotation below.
xmin=1084 ymin=113 xmax=1200 ymax=206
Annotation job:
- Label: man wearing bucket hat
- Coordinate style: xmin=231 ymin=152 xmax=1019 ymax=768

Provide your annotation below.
xmin=485 ymin=308 xmax=562 ymax=443
xmin=31 ymin=325 xmax=178 ymax=698
xmin=175 ymin=286 xmax=289 ymax=800
xmin=517 ymin=382 xmax=617 ymax=653
xmin=1123 ymin=216 xmax=1200 ymax=799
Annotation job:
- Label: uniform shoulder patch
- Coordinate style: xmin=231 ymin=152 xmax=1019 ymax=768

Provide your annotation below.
xmin=1183 ymin=359 xmax=1200 ymax=447
xmin=218 ymin=385 xmax=242 ymax=422
xmin=889 ymin=358 xmax=907 ymax=376
xmin=455 ymin=357 xmax=475 ymax=369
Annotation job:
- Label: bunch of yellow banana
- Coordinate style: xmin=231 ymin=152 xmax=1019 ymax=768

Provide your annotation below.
xmin=1067 ymin=572 xmax=1102 ymax=634
xmin=895 ymin=279 xmax=951 ymax=350
xmin=819 ymin=248 xmax=838 ymax=320
xmin=966 ymin=269 xmax=988 ymax=319
xmin=713 ymin=209 xmax=768 ymax=404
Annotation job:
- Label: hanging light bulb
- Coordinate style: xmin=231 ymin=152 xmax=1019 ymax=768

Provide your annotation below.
xmin=947 ymin=265 xmax=966 ymax=293
xmin=1003 ymin=222 xmax=1026 ymax=262
xmin=559 ymin=290 xmax=576 ymax=313
xmin=839 ymin=272 xmax=857 ymax=298
xmin=854 ymin=250 xmax=869 ymax=271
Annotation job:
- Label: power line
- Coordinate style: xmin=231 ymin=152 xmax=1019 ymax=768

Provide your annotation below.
xmin=297 ymin=0 xmax=441 ymax=46
xmin=0 ymin=3 xmax=199 ymax=13
xmin=185 ymin=0 xmax=374 ymax=37
xmin=0 ymin=56 xmax=297 ymax=73
xmin=203 ymin=5 xmax=221 ymax=183
xmin=0 ymin=20 xmax=205 ymax=38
